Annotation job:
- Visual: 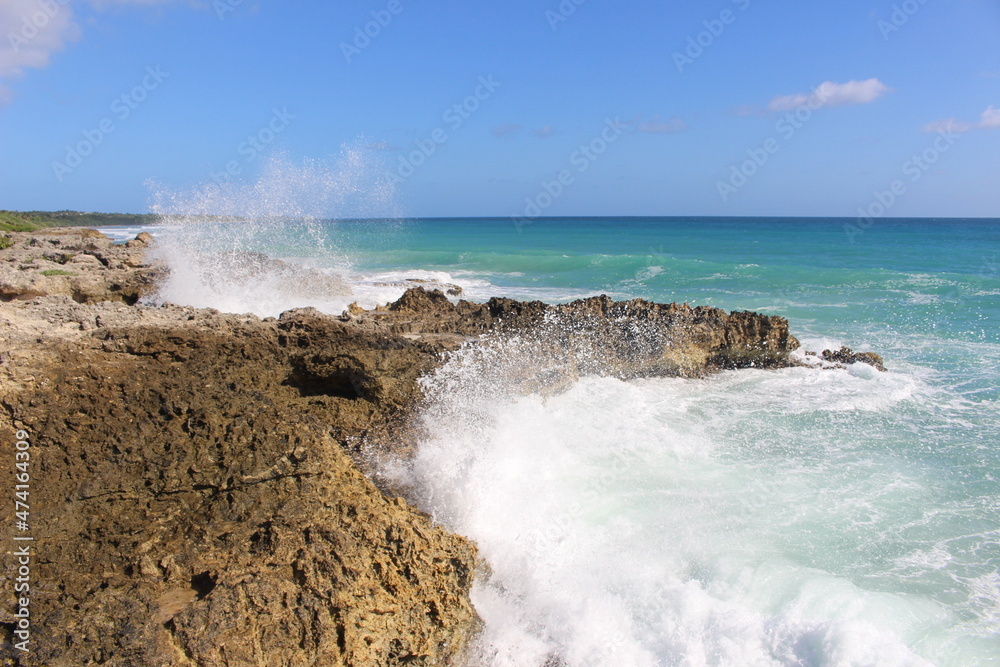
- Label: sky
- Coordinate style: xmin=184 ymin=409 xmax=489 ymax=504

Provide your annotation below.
xmin=0 ymin=0 xmax=998 ymax=218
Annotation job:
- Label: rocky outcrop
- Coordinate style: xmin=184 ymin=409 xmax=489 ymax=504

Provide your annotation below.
xmin=0 ymin=228 xmax=833 ymax=666
xmin=349 ymin=289 xmax=800 ymax=378
xmin=0 ymin=228 xmax=158 ymax=304
xmin=820 ymin=346 xmax=887 ymax=372
xmin=0 ymin=298 xmax=477 ymax=667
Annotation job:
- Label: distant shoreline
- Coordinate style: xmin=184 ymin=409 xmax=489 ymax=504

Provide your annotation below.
xmin=4 ymin=211 xmax=998 ymax=236
xmin=0 ymin=210 xmax=157 ymax=233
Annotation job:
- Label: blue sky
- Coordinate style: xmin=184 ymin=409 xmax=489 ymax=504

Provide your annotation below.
xmin=0 ymin=0 xmax=997 ymax=218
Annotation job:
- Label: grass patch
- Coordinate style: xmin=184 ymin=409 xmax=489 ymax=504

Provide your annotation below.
xmin=40 ymin=269 xmax=75 ymax=277
xmin=0 ymin=236 xmax=12 ymax=250
xmin=0 ymin=211 xmax=45 ymax=232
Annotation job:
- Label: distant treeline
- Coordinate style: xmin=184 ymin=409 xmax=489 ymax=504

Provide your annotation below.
xmin=0 ymin=210 xmax=159 ymax=232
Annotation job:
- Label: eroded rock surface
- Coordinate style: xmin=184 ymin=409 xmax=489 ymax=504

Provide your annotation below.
xmin=820 ymin=346 xmax=887 ymax=372
xmin=0 ymin=298 xmax=477 ymax=666
xmin=349 ymin=288 xmax=800 ymax=378
xmin=0 ymin=229 xmax=159 ymax=305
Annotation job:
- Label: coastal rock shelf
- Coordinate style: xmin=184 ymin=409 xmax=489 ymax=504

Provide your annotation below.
xmin=0 ymin=228 xmax=158 ymax=305
xmin=0 ymin=296 xmax=478 ymax=666
xmin=0 ymin=229 xmax=872 ymax=666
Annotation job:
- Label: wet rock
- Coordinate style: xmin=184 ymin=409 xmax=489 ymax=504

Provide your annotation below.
xmin=821 ymin=346 xmax=887 ymax=372
xmin=353 ymin=289 xmax=800 ymax=378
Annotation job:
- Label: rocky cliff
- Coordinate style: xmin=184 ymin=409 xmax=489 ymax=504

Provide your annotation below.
xmin=0 ymin=229 xmax=840 ymax=666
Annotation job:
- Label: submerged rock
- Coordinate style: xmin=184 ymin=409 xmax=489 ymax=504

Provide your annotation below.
xmin=820 ymin=346 xmax=888 ymax=372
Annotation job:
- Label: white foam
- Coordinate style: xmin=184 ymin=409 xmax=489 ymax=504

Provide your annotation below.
xmin=95 ymin=225 xmax=159 ymax=243
xmin=400 ymin=336 xmax=986 ymax=666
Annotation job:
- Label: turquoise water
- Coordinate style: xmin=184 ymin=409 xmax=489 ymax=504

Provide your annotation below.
xmin=116 ymin=216 xmax=1000 ymax=665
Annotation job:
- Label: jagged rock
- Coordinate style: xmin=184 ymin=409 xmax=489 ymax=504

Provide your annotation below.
xmin=0 ymin=298 xmax=477 ymax=667
xmin=821 ymin=346 xmax=887 ymax=372
xmin=354 ymin=289 xmax=800 ymax=378
xmin=0 ymin=229 xmax=160 ymax=304
xmin=365 ymin=277 xmax=463 ymax=297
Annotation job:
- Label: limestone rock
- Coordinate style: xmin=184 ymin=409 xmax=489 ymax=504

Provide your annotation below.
xmin=0 ymin=228 xmax=160 ymax=304
xmin=0 ymin=299 xmax=477 ymax=667
xmin=352 ymin=288 xmax=801 ymax=378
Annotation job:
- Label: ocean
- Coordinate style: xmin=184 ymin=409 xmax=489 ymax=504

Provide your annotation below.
xmin=102 ymin=216 xmax=1000 ymax=666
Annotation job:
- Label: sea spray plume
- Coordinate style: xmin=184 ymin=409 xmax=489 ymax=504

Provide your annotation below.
xmin=370 ymin=292 xmax=800 ymax=501
xmin=144 ymin=145 xmax=401 ymax=317
xmin=405 ymin=316 xmax=715 ymax=666
xmin=406 ymin=307 xmax=693 ymax=508
xmin=400 ymin=297 xmax=798 ymax=520
xmin=370 ymin=296 xmax=805 ymax=665
xmin=400 ymin=310 xmax=931 ymax=665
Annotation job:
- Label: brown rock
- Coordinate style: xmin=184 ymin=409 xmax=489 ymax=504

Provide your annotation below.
xmin=0 ymin=300 xmax=477 ymax=667
xmin=821 ymin=346 xmax=887 ymax=372
xmin=0 ymin=228 xmax=160 ymax=304
xmin=353 ymin=289 xmax=800 ymax=379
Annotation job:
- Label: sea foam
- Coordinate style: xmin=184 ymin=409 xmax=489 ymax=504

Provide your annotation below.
xmin=399 ymin=330 xmax=988 ymax=666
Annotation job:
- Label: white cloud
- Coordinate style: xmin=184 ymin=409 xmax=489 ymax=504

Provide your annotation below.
xmin=924 ymin=106 xmax=1000 ymax=134
xmin=978 ymin=105 xmax=1000 ymax=129
xmin=0 ymin=0 xmax=81 ymax=77
xmin=0 ymin=0 xmax=191 ymax=107
xmin=636 ymin=116 xmax=687 ymax=134
xmin=767 ymin=78 xmax=891 ymax=112
xmin=922 ymin=118 xmax=972 ymax=134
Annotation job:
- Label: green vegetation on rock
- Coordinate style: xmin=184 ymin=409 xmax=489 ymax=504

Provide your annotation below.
xmin=40 ymin=269 xmax=75 ymax=277
xmin=0 ymin=236 xmax=13 ymax=250
xmin=0 ymin=211 xmax=46 ymax=232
